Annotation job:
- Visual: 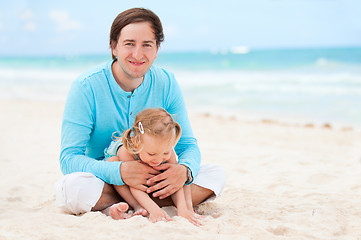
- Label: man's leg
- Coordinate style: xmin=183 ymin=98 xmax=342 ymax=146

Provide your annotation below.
xmin=55 ymin=172 xmax=105 ymax=215
xmin=190 ymin=184 xmax=214 ymax=206
xmin=90 ymin=183 xmax=134 ymax=220
xmin=55 ymin=172 xmax=131 ymax=220
xmin=91 ymin=183 xmax=122 ymax=211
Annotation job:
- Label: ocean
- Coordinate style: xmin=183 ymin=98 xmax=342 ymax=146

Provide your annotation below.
xmin=1 ymin=47 xmax=360 ymax=128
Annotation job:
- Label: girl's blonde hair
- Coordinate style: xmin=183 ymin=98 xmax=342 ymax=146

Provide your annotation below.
xmin=121 ymin=108 xmax=181 ymax=154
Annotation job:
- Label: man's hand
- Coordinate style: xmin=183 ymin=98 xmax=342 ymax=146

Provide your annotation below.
xmin=120 ymin=161 xmax=160 ymax=192
xmin=146 ymin=163 xmax=188 ymax=199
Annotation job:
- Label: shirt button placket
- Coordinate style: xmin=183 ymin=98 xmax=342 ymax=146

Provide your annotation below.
xmin=128 ymin=94 xmax=134 ymax=125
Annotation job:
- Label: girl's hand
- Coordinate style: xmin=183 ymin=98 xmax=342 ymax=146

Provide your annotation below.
xmin=148 ymin=209 xmax=172 ymax=223
xmin=146 ymin=163 xmax=188 ymax=199
xmin=178 ymin=208 xmax=202 ymax=227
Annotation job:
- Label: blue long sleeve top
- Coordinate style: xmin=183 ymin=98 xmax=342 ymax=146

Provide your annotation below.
xmin=60 ymin=60 xmax=201 ymax=186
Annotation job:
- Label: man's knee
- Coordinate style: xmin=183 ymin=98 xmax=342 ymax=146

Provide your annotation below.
xmin=206 ymin=164 xmax=226 ymax=187
xmin=193 ymin=164 xmax=227 ymax=200
xmin=55 ymin=172 xmax=104 ymax=215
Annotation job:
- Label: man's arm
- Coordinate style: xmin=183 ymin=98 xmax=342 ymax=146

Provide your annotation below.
xmin=167 ymin=73 xmax=200 ymax=182
xmin=106 ymin=146 xmax=159 ymax=191
xmin=145 ymin=149 xmax=188 ymax=198
xmin=60 ymin=80 xmax=125 ymax=185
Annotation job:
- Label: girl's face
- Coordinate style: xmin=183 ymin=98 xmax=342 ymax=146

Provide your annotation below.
xmin=138 ymin=134 xmax=174 ymax=167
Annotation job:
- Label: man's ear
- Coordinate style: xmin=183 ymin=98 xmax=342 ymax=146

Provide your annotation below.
xmin=112 ymin=48 xmax=117 ymax=59
xmin=110 ymin=41 xmax=118 ymax=58
xmin=154 ymin=45 xmax=160 ymax=60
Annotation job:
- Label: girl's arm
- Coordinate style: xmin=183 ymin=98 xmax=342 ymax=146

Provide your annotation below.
xmin=106 ymin=145 xmax=135 ymax=163
xmin=151 ymin=150 xmax=189 ymax=203
xmin=166 ymin=150 xmax=201 ymax=226
xmin=116 ymin=146 xmax=136 ymax=162
xmin=167 ymin=150 xmax=188 ymax=211
xmin=130 ymin=187 xmax=171 ymax=222
xmin=106 ymin=156 xmax=121 ymax=162
xmin=170 ymin=187 xmax=200 ymax=226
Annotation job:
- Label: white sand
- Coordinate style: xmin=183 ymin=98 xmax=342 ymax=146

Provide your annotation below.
xmin=1 ymin=100 xmax=361 ymax=240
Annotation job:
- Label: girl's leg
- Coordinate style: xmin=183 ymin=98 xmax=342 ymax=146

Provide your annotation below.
xmin=184 ymin=185 xmax=193 ymax=210
xmin=106 ymin=157 xmax=147 ymax=216
xmin=114 ymin=185 xmax=148 ymax=216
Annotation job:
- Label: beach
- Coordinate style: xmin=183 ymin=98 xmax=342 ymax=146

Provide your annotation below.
xmin=1 ymin=99 xmax=361 ymax=240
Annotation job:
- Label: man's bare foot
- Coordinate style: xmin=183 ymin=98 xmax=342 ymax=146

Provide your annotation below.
xmin=101 ymin=202 xmax=132 ymax=220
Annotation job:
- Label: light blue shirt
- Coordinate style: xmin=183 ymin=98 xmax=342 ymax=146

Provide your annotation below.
xmin=60 ymin=60 xmax=200 ymax=185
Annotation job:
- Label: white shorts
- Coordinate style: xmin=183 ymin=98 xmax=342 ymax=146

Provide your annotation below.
xmin=55 ymin=164 xmax=226 ymax=215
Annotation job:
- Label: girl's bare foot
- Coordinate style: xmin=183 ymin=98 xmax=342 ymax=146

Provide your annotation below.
xmin=133 ymin=206 xmax=148 ymax=217
xmin=101 ymin=202 xmax=132 ymax=220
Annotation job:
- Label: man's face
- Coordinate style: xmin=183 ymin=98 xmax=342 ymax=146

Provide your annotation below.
xmin=112 ymin=22 xmax=158 ymax=81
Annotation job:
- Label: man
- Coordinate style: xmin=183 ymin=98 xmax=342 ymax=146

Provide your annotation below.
xmin=55 ymin=8 xmax=226 ymax=220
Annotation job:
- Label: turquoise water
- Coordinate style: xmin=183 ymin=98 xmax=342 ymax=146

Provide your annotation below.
xmin=1 ymin=47 xmax=360 ymax=127
xmin=157 ymin=47 xmax=361 ymax=71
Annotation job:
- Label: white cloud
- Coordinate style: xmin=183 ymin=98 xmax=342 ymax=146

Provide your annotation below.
xmin=0 ymin=12 xmax=3 ymax=31
xmin=49 ymin=10 xmax=83 ymax=32
xmin=19 ymin=10 xmax=37 ymax=32
xmin=20 ymin=10 xmax=34 ymax=20
xmin=24 ymin=22 xmax=36 ymax=32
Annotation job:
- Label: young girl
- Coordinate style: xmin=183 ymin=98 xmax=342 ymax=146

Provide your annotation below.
xmin=104 ymin=108 xmax=201 ymax=226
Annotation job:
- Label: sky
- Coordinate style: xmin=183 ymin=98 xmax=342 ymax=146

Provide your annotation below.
xmin=0 ymin=0 xmax=360 ymax=56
